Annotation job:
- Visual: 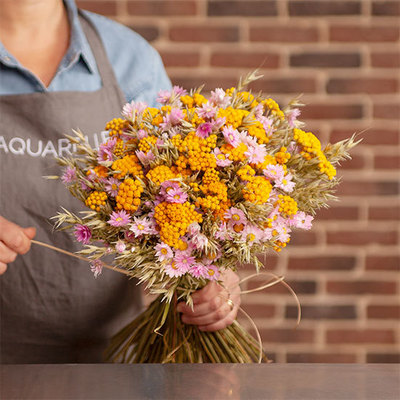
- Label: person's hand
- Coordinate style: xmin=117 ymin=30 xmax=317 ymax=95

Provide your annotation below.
xmin=177 ymin=269 xmax=241 ymax=331
xmin=0 ymin=216 xmax=36 ymax=274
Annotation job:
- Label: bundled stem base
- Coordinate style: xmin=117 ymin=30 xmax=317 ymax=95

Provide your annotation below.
xmin=104 ymin=295 xmax=268 ymax=363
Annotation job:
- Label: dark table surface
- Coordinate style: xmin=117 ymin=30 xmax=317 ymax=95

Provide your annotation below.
xmin=1 ymin=363 xmax=399 ymax=400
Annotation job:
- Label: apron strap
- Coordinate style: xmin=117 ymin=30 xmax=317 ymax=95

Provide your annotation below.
xmin=77 ymin=11 xmax=125 ymax=100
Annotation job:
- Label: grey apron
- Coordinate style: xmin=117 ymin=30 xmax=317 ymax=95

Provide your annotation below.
xmin=0 ymin=14 xmax=141 ymax=364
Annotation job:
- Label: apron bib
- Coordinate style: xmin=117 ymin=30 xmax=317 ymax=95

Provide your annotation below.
xmin=0 ymin=14 xmax=141 ymax=363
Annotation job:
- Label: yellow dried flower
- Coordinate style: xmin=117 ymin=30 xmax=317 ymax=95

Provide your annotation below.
xmin=112 ymin=154 xmax=143 ymax=179
xmin=275 ymin=194 xmax=298 ymax=217
xmin=146 ymin=165 xmax=176 ymax=185
xmin=85 ymin=191 xmax=107 ymax=212
xmin=243 ymin=176 xmax=272 ymax=204
xmin=106 ymin=118 xmax=129 ymax=137
xmin=116 ymin=178 xmax=143 ymax=213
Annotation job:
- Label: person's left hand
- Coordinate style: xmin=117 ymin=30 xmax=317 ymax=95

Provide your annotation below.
xmin=177 ymin=269 xmax=241 ymax=331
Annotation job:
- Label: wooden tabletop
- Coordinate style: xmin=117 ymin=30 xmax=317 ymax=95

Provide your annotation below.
xmin=1 ymin=363 xmax=399 ymax=399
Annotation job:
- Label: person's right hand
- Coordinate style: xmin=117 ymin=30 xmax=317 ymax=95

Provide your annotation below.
xmin=0 ymin=216 xmax=36 ymax=275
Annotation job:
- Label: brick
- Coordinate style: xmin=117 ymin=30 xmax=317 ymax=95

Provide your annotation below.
xmin=367 ymin=305 xmax=400 ymax=319
xmin=330 ymin=128 xmax=399 ymax=146
xmin=131 ymin=26 xmax=160 ymax=42
xmin=369 ymin=206 xmax=400 ymax=220
xmin=366 ymin=256 xmax=399 ymax=271
xmin=259 ymin=328 xmax=314 ymax=343
xmin=327 ymin=329 xmax=395 ymax=344
xmin=337 ymin=180 xmax=399 ymax=196
xmin=127 ymin=1 xmax=197 ymax=16
xmin=367 ymin=353 xmax=400 ymax=363
xmin=374 ymin=155 xmax=400 ymax=170
xmin=289 ymin=231 xmax=317 ymax=246
xmin=327 ymin=280 xmax=397 ymax=295
xmin=288 ymin=256 xmax=355 ymax=271
xmin=250 ymin=26 xmax=319 ymax=42
xmin=290 ymin=52 xmax=361 ymax=68
xmin=373 ymin=103 xmax=400 ymax=119
xmin=248 ymin=78 xmax=317 ymax=94
xmin=208 ymin=1 xmax=277 ymax=16
xmin=159 ymin=51 xmax=200 ymax=67
xmin=289 ymin=1 xmax=361 ymax=16
xmin=76 ymin=1 xmax=117 ymax=15
xmin=248 ymin=280 xmax=317 ymax=295
xmin=340 ymin=154 xmax=365 ymax=170
xmin=327 ymin=78 xmax=398 ymax=94
xmin=372 ymin=1 xmax=400 ymax=16
xmin=330 ymin=25 xmax=400 ymax=42
xmin=317 ymin=206 xmax=359 ymax=220
xmin=327 ymin=230 xmax=397 ymax=246
xmin=210 ymin=51 xmax=280 ymax=69
xmin=301 ymin=104 xmax=364 ymax=120
xmin=287 ymin=353 xmax=357 ymax=363
xmin=169 ymin=26 xmax=239 ymax=42
xmin=371 ymin=52 xmax=400 ymax=68
xmin=242 ymin=304 xmax=275 ymax=318
xmin=286 ymin=305 xmax=357 ymax=320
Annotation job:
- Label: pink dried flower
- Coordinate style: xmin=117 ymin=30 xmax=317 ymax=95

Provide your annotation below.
xmin=90 ymin=259 xmax=103 ymax=278
xmin=173 ymin=85 xmax=187 ymax=97
xmin=160 ymin=180 xmax=180 ymax=197
xmin=289 ymin=211 xmax=313 ymax=230
xmin=196 ymin=122 xmax=213 ymax=138
xmin=122 ymin=101 xmax=147 ymax=120
xmin=115 ymin=240 xmax=126 ymax=253
xmin=164 ymin=261 xmax=187 ymax=278
xmin=240 ymin=224 xmax=263 ymax=246
xmin=275 ymin=173 xmax=296 ymax=193
xmin=61 ymin=166 xmax=77 ymax=184
xmin=97 ymin=137 xmax=116 ymax=163
xmin=189 ymin=263 xmax=208 ymax=279
xmin=222 ymin=126 xmax=240 ymax=147
xmin=263 ymin=164 xmax=285 ymax=181
xmin=245 ymin=143 xmax=267 ymax=164
xmin=166 ymin=187 xmax=188 ymax=204
xmin=214 ymin=222 xmax=232 ymax=241
xmin=156 ymin=89 xmax=171 ymax=104
xmin=108 ymin=210 xmax=131 ymax=227
xmin=197 ymin=103 xmax=218 ymax=119
xmin=213 ymin=148 xmax=232 ymax=167
xmin=286 ymin=108 xmax=301 ymax=128
xmin=209 ymin=88 xmax=230 ymax=107
xmin=74 ymin=224 xmax=91 ymax=244
xmin=160 ymin=108 xmax=184 ymax=130
xmin=130 ymin=216 xmax=153 ymax=237
xmin=155 ymin=243 xmax=173 ymax=262
xmin=225 ymin=207 xmax=247 ymax=226
xmin=136 ymin=150 xmax=155 ymax=166
xmin=205 ymin=265 xmax=220 ymax=281
xmin=105 ymin=177 xmax=120 ymax=197
xmin=136 ymin=129 xmax=148 ymax=140
xmin=174 ymin=252 xmax=196 ymax=270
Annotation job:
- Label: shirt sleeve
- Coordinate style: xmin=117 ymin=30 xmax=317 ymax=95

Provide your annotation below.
xmin=81 ymin=10 xmax=172 ymax=106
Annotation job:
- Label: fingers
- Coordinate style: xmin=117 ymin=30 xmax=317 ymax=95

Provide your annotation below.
xmin=0 ymin=216 xmax=35 ymax=254
xmin=198 ymin=303 xmax=239 ymax=332
xmin=23 ymin=227 xmax=37 ymax=240
xmin=0 ymin=262 xmax=7 ymax=275
xmin=0 ymin=241 xmax=18 ymax=264
xmin=181 ymin=293 xmax=241 ymax=328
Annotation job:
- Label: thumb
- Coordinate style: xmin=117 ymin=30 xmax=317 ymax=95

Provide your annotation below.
xmin=23 ymin=227 xmax=36 ymax=240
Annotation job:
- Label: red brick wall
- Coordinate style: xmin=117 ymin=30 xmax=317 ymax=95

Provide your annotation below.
xmin=76 ymin=0 xmax=400 ymax=363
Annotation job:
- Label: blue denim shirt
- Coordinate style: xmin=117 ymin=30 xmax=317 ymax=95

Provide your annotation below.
xmin=0 ymin=0 xmax=171 ymax=106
